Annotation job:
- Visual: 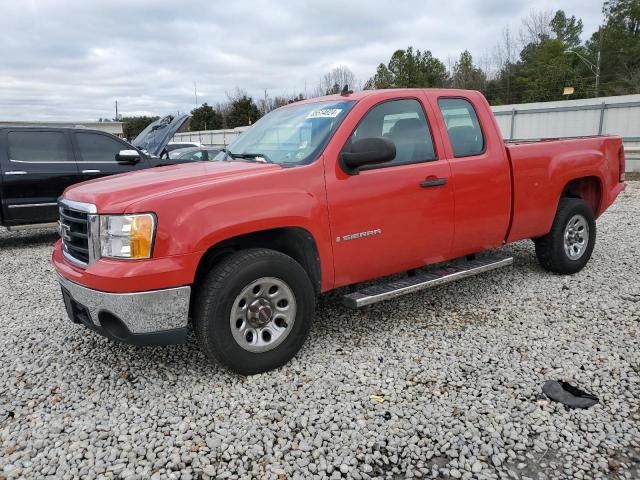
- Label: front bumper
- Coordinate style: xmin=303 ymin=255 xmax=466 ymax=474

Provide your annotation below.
xmin=58 ymin=274 xmax=191 ymax=346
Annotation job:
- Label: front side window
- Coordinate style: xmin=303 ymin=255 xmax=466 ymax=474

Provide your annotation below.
xmin=438 ymin=98 xmax=485 ymax=157
xmin=216 ymin=100 xmax=355 ymax=165
xmin=8 ymin=131 xmax=71 ymax=162
xmin=345 ymin=99 xmax=436 ymax=168
xmin=76 ymin=132 xmax=125 ymax=163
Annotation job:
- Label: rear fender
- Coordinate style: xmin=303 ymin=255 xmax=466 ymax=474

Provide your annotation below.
xmin=561 ymin=176 xmax=602 ymax=217
xmin=507 ymin=142 xmax=607 ymax=243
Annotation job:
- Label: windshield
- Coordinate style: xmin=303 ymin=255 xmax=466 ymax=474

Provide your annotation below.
xmin=215 ymin=100 xmax=355 ymax=165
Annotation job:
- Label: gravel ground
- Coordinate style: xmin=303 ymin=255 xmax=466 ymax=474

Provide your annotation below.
xmin=1 ymin=183 xmax=639 ymax=480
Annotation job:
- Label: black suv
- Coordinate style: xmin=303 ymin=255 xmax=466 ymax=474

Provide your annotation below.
xmin=0 ymin=114 xmax=195 ymax=229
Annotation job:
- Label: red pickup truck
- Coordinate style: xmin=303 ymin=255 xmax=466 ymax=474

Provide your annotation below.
xmin=53 ymin=89 xmax=626 ymax=374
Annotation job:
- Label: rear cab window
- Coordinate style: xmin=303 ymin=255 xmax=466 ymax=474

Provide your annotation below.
xmin=345 ymin=98 xmax=437 ymax=169
xmin=437 ymin=98 xmax=485 ymax=157
xmin=7 ymin=131 xmax=72 ymax=162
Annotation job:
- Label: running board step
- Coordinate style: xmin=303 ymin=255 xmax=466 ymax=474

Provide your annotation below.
xmin=343 ymin=255 xmax=513 ymax=308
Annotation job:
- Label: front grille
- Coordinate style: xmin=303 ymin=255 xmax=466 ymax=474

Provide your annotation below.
xmin=59 ymin=205 xmax=91 ymax=265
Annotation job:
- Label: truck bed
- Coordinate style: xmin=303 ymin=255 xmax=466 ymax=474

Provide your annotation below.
xmin=504 ymin=135 xmax=624 ymax=243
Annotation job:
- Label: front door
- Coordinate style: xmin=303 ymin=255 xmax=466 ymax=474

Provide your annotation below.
xmin=71 ymin=131 xmax=148 ymax=182
xmin=324 ymin=97 xmax=455 ymax=287
xmin=0 ymin=129 xmax=80 ymax=225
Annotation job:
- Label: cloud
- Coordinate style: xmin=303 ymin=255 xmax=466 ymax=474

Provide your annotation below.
xmin=0 ymin=0 xmax=605 ymax=120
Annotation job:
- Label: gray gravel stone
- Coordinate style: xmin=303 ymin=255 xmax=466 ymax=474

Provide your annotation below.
xmin=0 ymin=183 xmax=639 ymax=480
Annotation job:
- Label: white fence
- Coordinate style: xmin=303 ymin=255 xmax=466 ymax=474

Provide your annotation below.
xmin=175 ymin=94 xmax=640 ymax=172
xmin=492 ymin=94 xmax=640 ymax=172
xmin=172 ymin=126 xmax=248 ymax=146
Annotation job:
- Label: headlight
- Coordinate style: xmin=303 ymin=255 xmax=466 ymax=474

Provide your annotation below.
xmin=99 ymin=214 xmax=156 ymax=259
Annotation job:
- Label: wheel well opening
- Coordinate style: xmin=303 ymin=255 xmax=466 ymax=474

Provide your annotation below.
xmin=193 ymin=227 xmax=322 ymax=295
xmin=562 ymin=177 xmax=601 ymax=216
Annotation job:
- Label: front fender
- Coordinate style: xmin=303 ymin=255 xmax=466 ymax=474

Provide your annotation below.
xmin=126 ymin=161 xmax=335 ymax=290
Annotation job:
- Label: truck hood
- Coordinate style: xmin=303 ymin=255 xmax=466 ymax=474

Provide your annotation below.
xmin=131 ymin=114 xmax=190 ymax=157
xmin=64 ymin=161 xmax=280 ymax=213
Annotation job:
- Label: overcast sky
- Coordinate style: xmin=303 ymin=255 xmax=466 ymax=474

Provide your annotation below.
xmin=0 ymin=0 xmax=604 ymax=121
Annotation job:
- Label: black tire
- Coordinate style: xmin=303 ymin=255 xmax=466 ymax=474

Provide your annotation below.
xmin=193 ymin=248 xmax=315 ymax=374
xmin=534 ymin=197 xmax=596 ymax=274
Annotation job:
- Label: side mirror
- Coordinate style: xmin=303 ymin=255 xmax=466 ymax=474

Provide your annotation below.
xmin=340 ymin=137 xmax=396 ymax=174
xmin=115 ymin=149 xmax=141 ymax=165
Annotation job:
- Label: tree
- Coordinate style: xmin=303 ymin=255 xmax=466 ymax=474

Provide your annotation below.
xmin=604 ymin=0 xmax=640 ymax=32
xmin=487 ymin=27 xmax=519 ymax=104
xmin=550 ymin=10 xmax=583 ymax=48
xmin=315 ymin=66 xmax=357 ymax=96
xmin=493 ymin=27 xmax=519 ymax=70
xmin=258 ymin=92 xmax=305 ymax=115
xmin=483 ymin=8 xmax=601 ymax=103
xmin=519 ymin=9 xmax=554 ymax=45
xmin=272 ymin=93 xmax=305 ymax=109
xmin=365 ymin=47 xmax=448 ymax=89
xmin=227 ymin=94 xmax=262 ymax=128
xmin=514 ymin=38 xmax=587 ymax=102
xmin=585 ymin=0 xmax=640 ymax=95
xmin=451 ymin=50 xmax=486 ymax=90
xmin=190 ymin=103 xmax=223 ymax=131
xmin=121 ymin=116 xmax=159 ymax=140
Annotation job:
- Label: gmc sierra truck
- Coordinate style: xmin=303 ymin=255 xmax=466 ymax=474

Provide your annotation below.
xmin=52 ymin=89 xmax=626 ymax=374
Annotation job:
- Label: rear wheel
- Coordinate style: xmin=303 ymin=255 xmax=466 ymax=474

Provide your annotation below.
xmin=534 ymin=197 xmax=596 ymax=274
xmin=193 ymin=248 xmax=315 ymax=374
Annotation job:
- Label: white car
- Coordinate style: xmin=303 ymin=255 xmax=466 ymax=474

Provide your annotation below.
xmin=164 ymin=141 xmax=201 ymax=157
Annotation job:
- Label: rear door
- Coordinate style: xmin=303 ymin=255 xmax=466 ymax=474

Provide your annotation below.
xmin=430 ymin=94 xmax=511 ymax=257
xmin=71 ymin=130 xmax=149 ymax=181
xmin=0 ymin=128 xmax=80 ymax=225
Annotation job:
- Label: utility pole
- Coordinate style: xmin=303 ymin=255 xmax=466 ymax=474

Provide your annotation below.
xmin=194 ymin=81 xmax=198 ymax=106
xmin=595 ymin=26 xmax=602 ymax=97
xmin=567 ymin=49 xmax=601 ymax=97
xmin=115 ymin=100 xmax=118 ymax=121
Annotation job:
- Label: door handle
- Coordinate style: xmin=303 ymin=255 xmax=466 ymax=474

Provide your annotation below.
xmin=420 ymin=177 xmax=447 ymax=188
xmin=5 ymin=171 xmax=27 ymax=175
xmin=82 ymin=169 xmax=101 ymax=174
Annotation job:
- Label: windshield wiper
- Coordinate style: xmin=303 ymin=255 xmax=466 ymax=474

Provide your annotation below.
xmin=231 ymin=152 xmax=274 ymax=164
xmin=218 ymin=149 xmax=276 ymax=164
xmin=219 ymin=148 xmax=235 ymax=161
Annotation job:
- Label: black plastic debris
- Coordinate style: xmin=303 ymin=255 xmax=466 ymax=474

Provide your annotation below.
xmin=542 ymin=380 xmax=599 ymax=409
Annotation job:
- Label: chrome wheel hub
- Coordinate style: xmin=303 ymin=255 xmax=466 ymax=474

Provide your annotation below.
xmin=230 ymin=277 xmax=297 ymax=353
xmin=563 ymin=214 xmax=589 ymax=260
xmin=247 ymin=298 xmax=274 ymax=327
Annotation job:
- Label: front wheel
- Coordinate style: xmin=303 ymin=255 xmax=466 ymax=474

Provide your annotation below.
xmin=534 ymin=197 xmax=596 ymax=274
xmin=193 ymin=248 xmax=315 ymax=374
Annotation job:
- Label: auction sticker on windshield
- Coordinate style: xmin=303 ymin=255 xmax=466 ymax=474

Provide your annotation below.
xmin=307 ymin=109 xmax=342 ymax=119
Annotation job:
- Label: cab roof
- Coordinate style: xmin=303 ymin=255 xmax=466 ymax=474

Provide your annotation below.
xmin=293 ymin=88 xmax=481 ymax=106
